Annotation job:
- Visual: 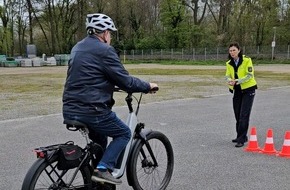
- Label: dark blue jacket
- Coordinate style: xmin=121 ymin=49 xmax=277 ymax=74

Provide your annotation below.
xmin=62 ymin=35 xmax=150 ymax=115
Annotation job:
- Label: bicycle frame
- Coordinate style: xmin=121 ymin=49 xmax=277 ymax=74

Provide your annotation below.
xmin=111 ymin=109 xmax=138 ymax=178
xmin=111 ymin=90 xmax=158 ymax=179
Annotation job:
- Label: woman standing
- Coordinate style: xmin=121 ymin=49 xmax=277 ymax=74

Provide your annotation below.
xmin=225 ymin=42 xmax=257 ymax=148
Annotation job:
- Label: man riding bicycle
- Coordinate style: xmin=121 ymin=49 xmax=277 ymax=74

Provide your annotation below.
xmin=62 ymin=13 xmax=158 ymax=185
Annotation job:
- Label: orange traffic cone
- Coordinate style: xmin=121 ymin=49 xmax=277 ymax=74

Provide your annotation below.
xmin=244 ymin=127 xmax=260 ymax=152
xmin=278 ymin=131 xmax=290 ymax=158
xmin=260 ymin=128 xmax=277 ymax=155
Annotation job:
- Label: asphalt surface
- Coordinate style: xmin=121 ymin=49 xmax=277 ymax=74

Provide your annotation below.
xmin=1 ymin=86 xmax=290 ymax=190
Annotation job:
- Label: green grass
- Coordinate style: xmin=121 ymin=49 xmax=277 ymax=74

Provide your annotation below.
xmin=0 ymin=68 xmax=288 ymax=97
xmin=254 ymin=59 xmax=290 ymax=65
xmin=0 ymin=65 xmax=289 ymax=120
xmin=0 ymin=73 xmax=64 ymax=94
xmin=124 ymin=60 xmax=225 ymax=65
xmin=124 ymin=59 xmax=290 ymax=65
xmin=127 ymin=68 xmax=225 ymax=75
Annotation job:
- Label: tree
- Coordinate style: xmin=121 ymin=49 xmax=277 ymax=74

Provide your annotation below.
xmin=276 ymin=0 xmax=290 ymax=44
xmin=0 ymin=0 xmax=13 ymax=56
xmin=14 ymin=0 xmax=28 ymax=56
xmin=1 ymin=0 xmax=290 ymax=57
xmin=237 ymin=0 xmax=279 ymax=46
xmin=182 ymin=0 xmax=207 ymax=25
xmin=206 ymin=0 xmax=232 ymax=46
xmin=181 ymin=0 xmax=209 ymax=47
xmin=161 ymin=0 xmax=187 ymax=48
xmin=26 ymin=0 xmax=34 ymax=44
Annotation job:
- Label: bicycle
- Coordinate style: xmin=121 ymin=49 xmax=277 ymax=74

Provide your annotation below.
xmin=21 ymin=87 xmax=174 ymax=190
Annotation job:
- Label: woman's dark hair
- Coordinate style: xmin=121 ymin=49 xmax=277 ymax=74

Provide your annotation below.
xmin=228 ymin=42 xmax=243 ymax=60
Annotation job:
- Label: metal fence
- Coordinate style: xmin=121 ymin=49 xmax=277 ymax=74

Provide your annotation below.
xmin=122 ymin=45 xmax=290 ymax=61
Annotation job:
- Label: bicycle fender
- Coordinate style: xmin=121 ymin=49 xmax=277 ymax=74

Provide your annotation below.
xmin=21 ymin=156 xmax=55 ymax=190
xmin=127 ymin=128 xmax=152 ymax=161
xmin=138 ymin=128 xmax=152 ymax=141
xmin=129 ymin=128 xmax=152 ymax=153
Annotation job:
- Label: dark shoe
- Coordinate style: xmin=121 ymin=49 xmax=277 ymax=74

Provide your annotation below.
xmin=232 ymin=138 xmax=238 ymax=143
xmin=91 ymin=169 xmax=122 ymax=185
xmin=232 ymin=137 xmax=248 ymax=143
xmin=235 ymin=142 xmax=244 ymax=148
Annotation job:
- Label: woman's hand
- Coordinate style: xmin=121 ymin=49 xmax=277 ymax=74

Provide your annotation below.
xmin=228 ymin=80 xmax=236 ymax=86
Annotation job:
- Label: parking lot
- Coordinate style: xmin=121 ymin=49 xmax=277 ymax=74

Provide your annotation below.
xmin=0 ymin=86 xmax=290 ymax=189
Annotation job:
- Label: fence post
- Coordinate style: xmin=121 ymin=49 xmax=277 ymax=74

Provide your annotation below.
xmin=171 ymin=48 xmax=173 ymax=59
xmin=192 ymin=48 xmax=195 ymax=60
xmin=132 ymin=49 xmax=135 ymax=60
xmin=287 ymin=45 xmax=290 ymax=59
xmin=123 ymin=50 xmax=126 ymax=63
xmin=182 ymin=48 xmax=184 ymax=59
xmin=161 ymin=49 xmax=163 ymax=59
xmin=216 ymin=47 xmax=219 ymax=60
xmin=142 ymin=49 xmax=144 ymax=60
xmin=204 ymin=48 xmax=207 ymax=60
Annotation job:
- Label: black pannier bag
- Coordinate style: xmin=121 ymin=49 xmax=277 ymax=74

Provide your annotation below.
xmin=57 ymin=144 xmax=83 ymax=170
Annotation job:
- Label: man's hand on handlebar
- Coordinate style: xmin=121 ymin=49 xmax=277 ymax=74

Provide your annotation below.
xmin=149 ymin=83 xmax=159 ymax=93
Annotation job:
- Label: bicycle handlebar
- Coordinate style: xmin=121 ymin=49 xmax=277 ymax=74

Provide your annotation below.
xmin=113 ymin=86 xmax=159 ymax=94
xmin=114 ymin=86 xmax=159 ymax=114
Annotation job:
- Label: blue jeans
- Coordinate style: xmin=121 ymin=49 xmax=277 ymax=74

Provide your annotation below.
xmin=63 ymin=111 xmax=131 ymax=171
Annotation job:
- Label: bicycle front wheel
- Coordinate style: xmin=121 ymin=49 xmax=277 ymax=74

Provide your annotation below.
xmin=127 ymin=131 xmax=174 ymax=190
xmin=21 ymin=154 xmax=92 ymax=190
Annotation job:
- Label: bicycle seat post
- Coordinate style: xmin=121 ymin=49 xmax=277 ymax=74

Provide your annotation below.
xmin=80 ymin=127 xmax=90 ymax=144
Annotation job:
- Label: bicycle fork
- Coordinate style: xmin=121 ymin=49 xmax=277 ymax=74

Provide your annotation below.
xmin=136 ymin=123 xmax=158 ymax=169
xmin=140 ymin=141 xmax=159 ymax=169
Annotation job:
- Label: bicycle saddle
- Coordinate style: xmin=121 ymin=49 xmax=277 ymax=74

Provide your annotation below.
xmin=63 ymin=119 xmax=88 ymax=131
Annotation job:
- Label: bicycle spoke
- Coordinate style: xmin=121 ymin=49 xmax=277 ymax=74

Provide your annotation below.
xmin=138 ymin=140 xmax=166 ymax=187
xmin=23 ymin=156 xmax=91 ymax=190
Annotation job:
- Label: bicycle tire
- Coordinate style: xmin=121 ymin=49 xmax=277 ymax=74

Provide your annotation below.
xmin=127 ymin=131 xmax=174 ymax=190
xmin=21 ymin=154 xmax=92 ymax=190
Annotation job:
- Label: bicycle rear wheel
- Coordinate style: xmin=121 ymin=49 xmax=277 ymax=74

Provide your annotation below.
xmin=21 ymin=154 xmax=92 ymax=190
xmin=127 ymin=131 xmax=174 ymax=190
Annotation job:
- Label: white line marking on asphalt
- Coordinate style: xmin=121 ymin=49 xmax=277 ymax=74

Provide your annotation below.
xmin=0 ymin=113 xmax=61 ymax=124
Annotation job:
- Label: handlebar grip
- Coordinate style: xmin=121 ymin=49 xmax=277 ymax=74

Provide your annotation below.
xmin=150 ymin=86 xmax=159 ymax=93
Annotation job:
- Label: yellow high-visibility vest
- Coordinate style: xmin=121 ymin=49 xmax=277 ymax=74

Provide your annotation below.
xmin=225 ymin=55 xmax=257 ymax=91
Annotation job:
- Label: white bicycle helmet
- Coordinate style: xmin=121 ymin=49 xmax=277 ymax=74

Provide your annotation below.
xmin=86 ymin=13 xmax=117 ymax=32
